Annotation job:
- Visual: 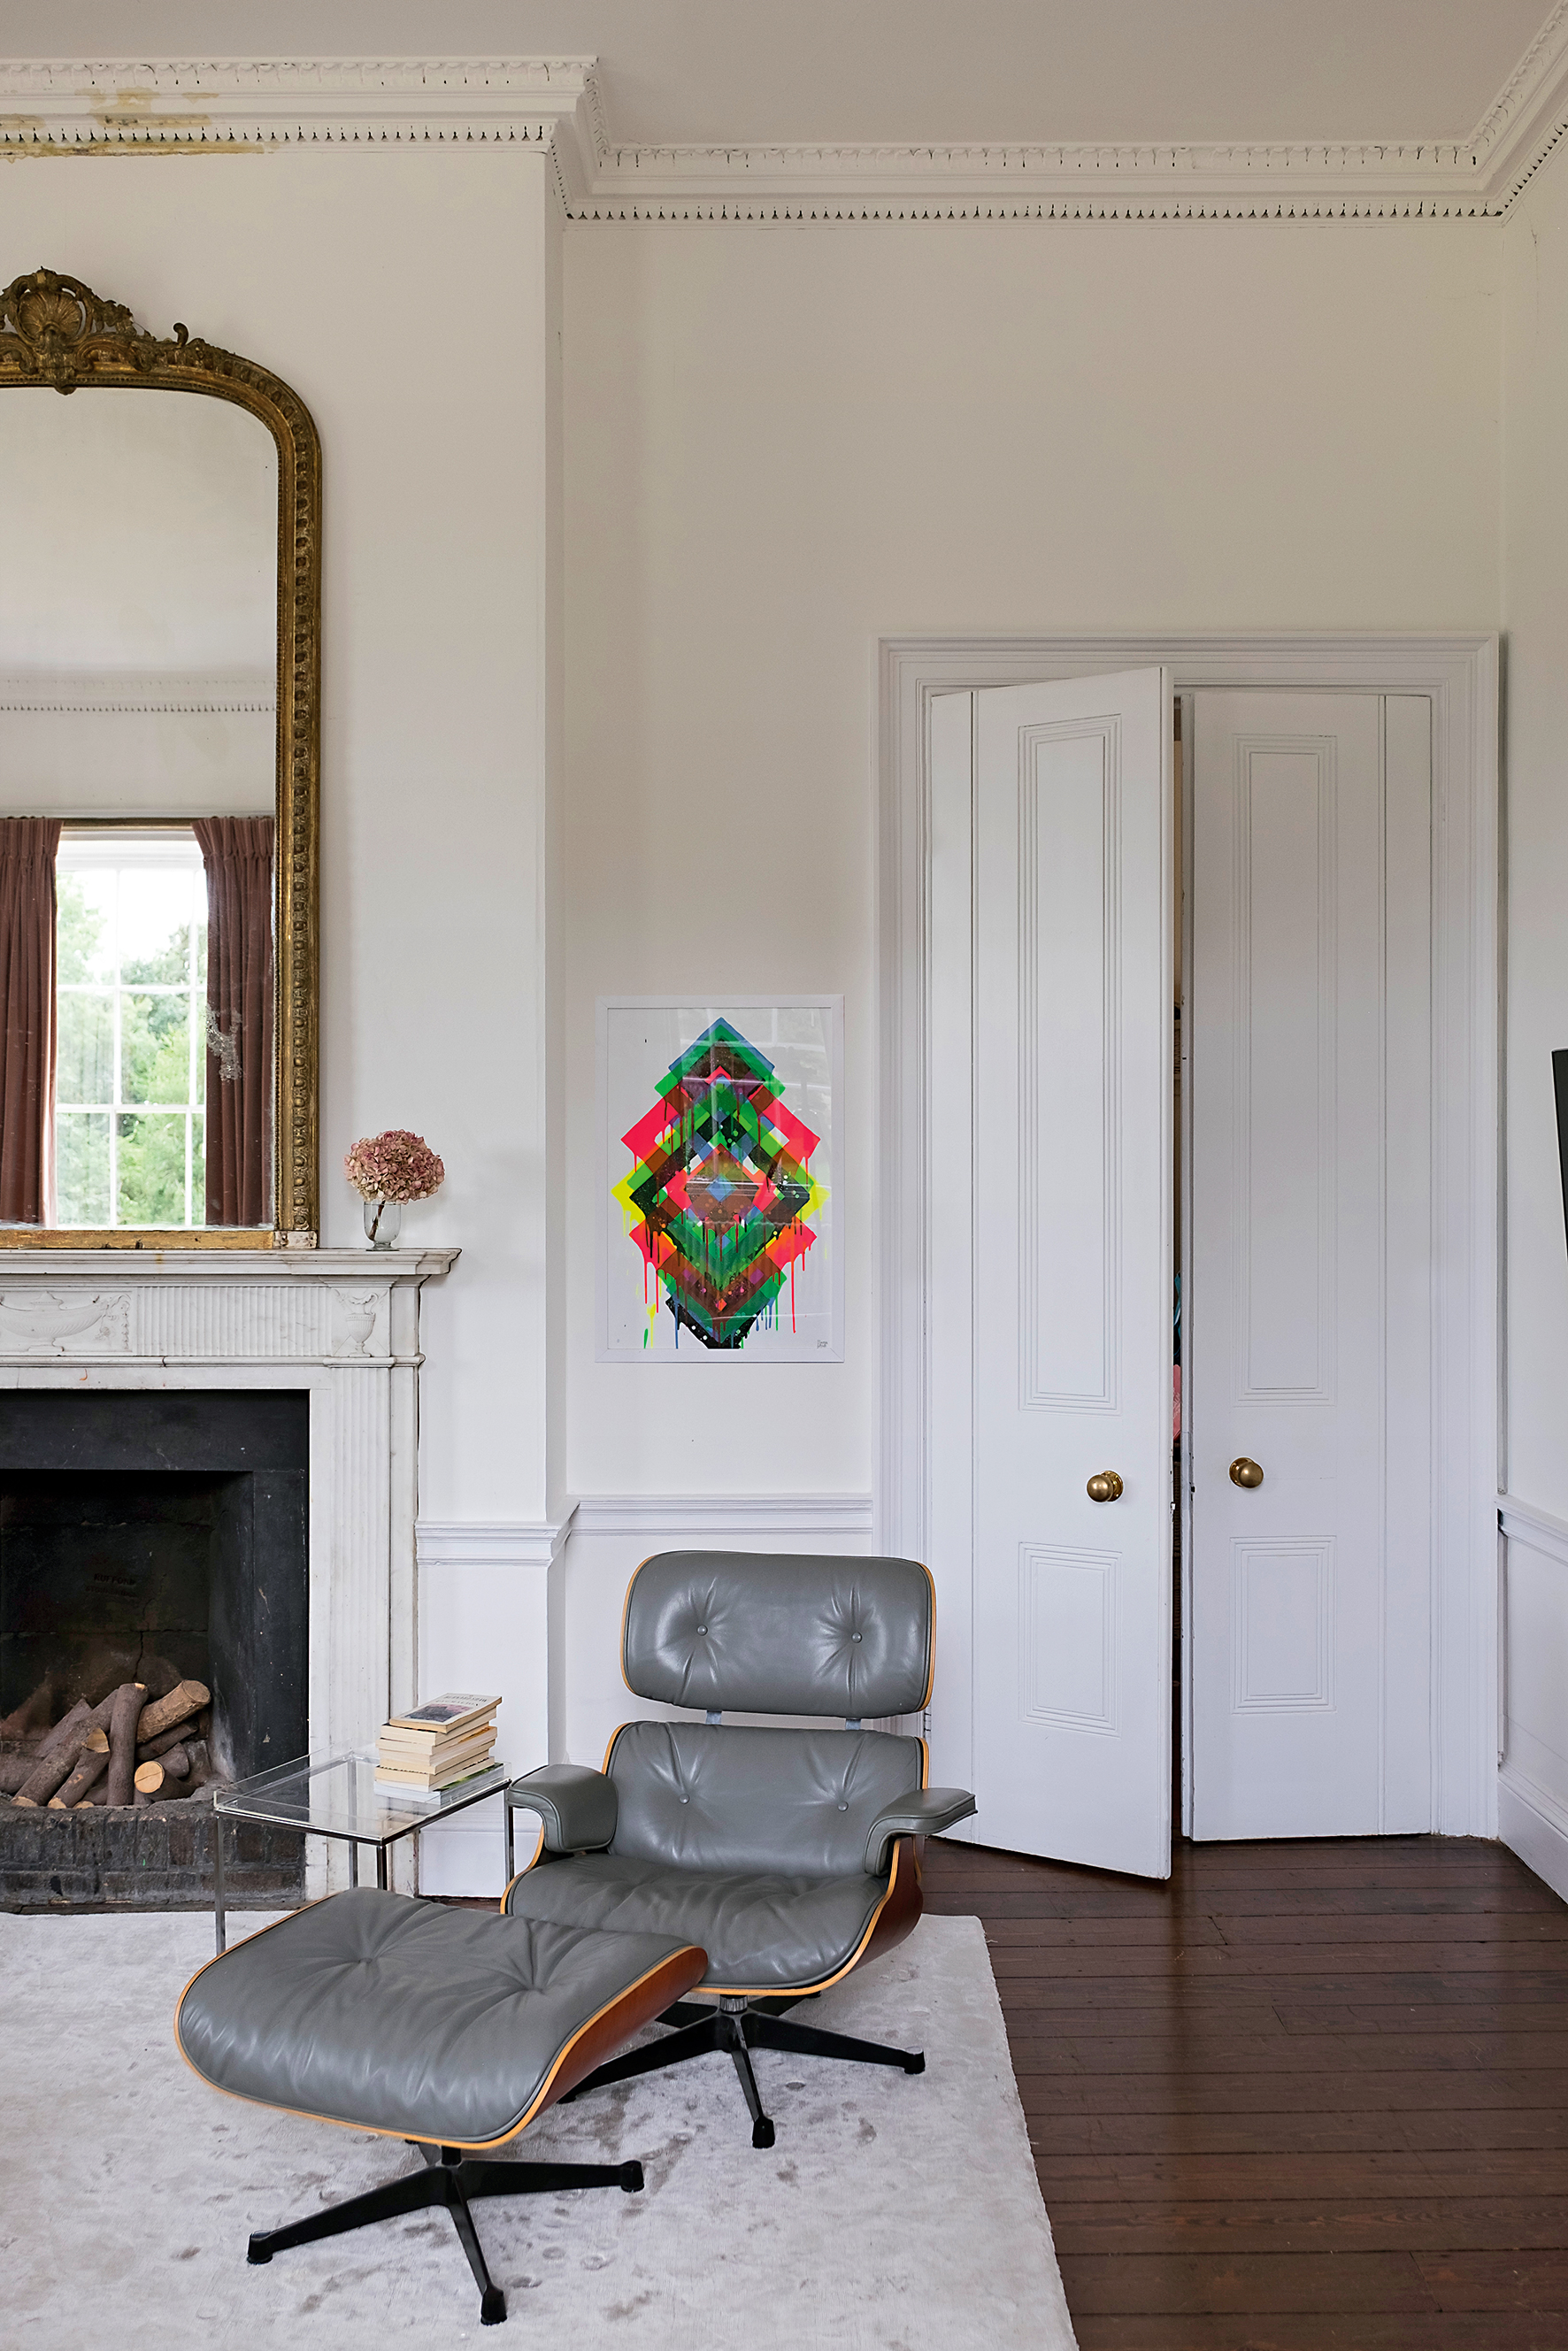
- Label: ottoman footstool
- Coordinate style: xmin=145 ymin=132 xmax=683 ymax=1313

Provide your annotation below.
xmin=175 ymin=1888 xmax=706 ymax=2325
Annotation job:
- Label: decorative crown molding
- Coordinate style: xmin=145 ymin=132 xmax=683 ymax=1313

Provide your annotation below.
xmin=0 ymin=53 xmax=596 ymax=141
xmin=0 ymin=56 xmax=602 ymax=213
xmin=6 ymin=21 xmax=1568 ymax=222
xmin=575 ymin=138 xmax=1485 ymax=224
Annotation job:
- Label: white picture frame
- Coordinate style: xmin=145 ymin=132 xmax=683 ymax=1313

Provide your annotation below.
xmin=596 ymin=995 xmax=843 ymax=1364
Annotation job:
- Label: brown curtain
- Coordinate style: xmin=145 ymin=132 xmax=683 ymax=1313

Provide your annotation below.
xmin=0 ymin=817 xmax=61 ymax=1225
xmin=195 ymin=817 xmax=274 ymax=1226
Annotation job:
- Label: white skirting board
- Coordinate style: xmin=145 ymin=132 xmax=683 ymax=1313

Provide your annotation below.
xmin=1499 ymin=1767 xmax=1568 ymax=1907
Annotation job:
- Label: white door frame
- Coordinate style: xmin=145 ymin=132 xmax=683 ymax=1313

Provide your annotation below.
xmin=878 ymin=634 xmax=1500 ymax=1841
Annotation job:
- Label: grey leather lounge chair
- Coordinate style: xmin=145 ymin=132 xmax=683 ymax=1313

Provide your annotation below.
xmin=503 ymin=1549 xmax=976 ymax=2147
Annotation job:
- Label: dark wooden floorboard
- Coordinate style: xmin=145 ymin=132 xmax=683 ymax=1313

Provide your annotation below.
xmin=922 ymin=1834 xmax=1568 ymax=2351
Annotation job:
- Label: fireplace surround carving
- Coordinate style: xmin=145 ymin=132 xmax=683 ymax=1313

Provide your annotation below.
xmin=0 ymin=1246 xmax=457 ymax=1901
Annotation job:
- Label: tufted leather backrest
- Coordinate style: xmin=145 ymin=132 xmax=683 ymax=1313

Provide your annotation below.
xmin=622 ymin=1550 xmax=934 ymax=1719
xmin=606 ymin=1721 xmax=925 ymax=1877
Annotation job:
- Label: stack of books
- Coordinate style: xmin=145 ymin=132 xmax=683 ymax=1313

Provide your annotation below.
xmin=374 ymin=1694 xmax=501 ymax=1801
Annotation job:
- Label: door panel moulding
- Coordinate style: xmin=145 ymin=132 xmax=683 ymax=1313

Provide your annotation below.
xmin=880 ymin=634 xmax=1499 ymax=1840
xmin=6 ymin=24 xmax=1568 ymax=219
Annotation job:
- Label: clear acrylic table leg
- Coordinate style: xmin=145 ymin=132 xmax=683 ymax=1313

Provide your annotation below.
xmin=213 ymin=1811 xmax=226 ymax=1955
xmin=376 ymin=1846 xmax=388 ymax=1892
xmin=350 ymin=1840 xmax=359 ymax=1889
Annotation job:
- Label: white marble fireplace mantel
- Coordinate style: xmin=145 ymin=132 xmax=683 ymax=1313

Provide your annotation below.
xmin=0 ymin=1248 xmax=459 ymax=1812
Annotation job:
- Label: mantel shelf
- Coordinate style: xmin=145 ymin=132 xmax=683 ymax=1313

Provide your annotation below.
xmin=0 ymin=1248 xmax=460 ymax=1281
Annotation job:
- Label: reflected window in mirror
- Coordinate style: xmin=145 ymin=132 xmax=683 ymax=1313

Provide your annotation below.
xmin=55 ymin=825 xmax=209 ymax=1230
xmin=0 ymin=813 xmax=274 ymax=1232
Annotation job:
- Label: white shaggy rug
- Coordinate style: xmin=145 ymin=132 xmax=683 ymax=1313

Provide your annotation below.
xmin=1 ymin=1907 xmax=1076 ymax=2351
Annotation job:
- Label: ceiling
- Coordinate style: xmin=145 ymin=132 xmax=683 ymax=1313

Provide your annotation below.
xmin=3 ymin=0 xmax=1557 ymax=152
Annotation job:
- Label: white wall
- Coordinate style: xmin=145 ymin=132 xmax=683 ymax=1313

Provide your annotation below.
xmin=0 ymin=148 xmax=565 ymax=1884
xmin=1502 ymin=150 xmax=1568 ymax=1522
xmin=557 ymin=218 xmax=1501 ymax=1781
xmin=1498 ymin=138 xmax=1568 ymax=1897
xmin=2 ymin=152 xmax=1518 ymax=1888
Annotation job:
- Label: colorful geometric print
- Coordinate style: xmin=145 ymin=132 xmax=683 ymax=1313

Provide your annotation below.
xmin=613 ymin=1018 xmax=827 ymax=1351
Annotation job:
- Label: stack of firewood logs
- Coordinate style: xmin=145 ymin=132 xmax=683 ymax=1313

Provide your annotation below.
xmin=0 ymin=1678 xmax=218 ymax=1809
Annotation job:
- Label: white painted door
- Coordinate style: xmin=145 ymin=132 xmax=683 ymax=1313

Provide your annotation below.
xmin=932 ymin=669 xmax=1174 ymax=1879
xmin=1188 ymin=692 xmax=1433 ymax=1840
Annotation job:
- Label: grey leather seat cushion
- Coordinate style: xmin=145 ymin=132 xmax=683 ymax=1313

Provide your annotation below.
xmin=504 ymin=1852 xmax=889 ymax=1992
xmin=176 ymin=1890 xmax=700 ymax=2146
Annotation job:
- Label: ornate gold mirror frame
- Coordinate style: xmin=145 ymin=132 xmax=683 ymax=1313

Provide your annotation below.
xmin=0 ymin=267 xmax=319 ymax=1247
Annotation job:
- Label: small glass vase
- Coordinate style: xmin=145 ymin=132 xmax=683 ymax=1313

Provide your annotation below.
xmin=363 ymin=1198 xmax=402 ymax=1250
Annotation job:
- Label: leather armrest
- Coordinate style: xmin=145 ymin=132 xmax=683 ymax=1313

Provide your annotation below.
xmin=865 ymin=1786 xmax=976 ymax=1876
xmin=506 ymin=1764 xmax=618 ymax=1854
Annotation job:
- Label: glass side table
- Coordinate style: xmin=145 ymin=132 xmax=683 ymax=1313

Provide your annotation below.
xmin=211 ymin=1749 xmax=508 ymax=1953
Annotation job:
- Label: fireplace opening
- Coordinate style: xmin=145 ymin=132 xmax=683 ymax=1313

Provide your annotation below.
xmin=0 ymin=1390 xmax=308 ymax=1910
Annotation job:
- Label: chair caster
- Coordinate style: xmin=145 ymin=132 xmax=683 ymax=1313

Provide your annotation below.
xmin=903 ymin=2052 xmax=926 ymax=2075
xmin=619 ymin=2162 xmax=645 ymax=2193
xmin=247 ymin=2240 xmax=273 ymax=2265
xmin=480 ymin=2286 xmax=507 ymax=2326
xmin=752 ymin=2117 xmax=776 ymax=2149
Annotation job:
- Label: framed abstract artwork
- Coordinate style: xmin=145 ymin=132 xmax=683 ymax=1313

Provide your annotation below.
xmin=596 ymin=996 xmax=843 ymax=1363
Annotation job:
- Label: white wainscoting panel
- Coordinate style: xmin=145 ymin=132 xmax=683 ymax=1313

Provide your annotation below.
xmin=412 ymin=1514 xmax=576 ymax=1899
xmin=415 ymin=1496 xmax=877 ymax=1895
xmin=1499 ymin=1495 xmax=1568 ymax=1903
xmin=572 ymin=1494 xmax=873 ymax=1538
xmin=563 ymin=1495 xmax=877 ymax=1771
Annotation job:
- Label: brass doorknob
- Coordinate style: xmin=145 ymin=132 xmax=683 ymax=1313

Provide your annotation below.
xmin=1086 ymin=1471 xmax=1124 ymax=1502
xmin=1229 ymin=1457 xmax=1264 ymax=1489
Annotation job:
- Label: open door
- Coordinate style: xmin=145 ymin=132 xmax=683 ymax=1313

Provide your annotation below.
xmin=927 ymin=669 xmax=1174 ymax=1878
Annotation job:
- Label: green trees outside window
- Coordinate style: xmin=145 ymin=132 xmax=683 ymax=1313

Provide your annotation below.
xmin=54 ymin=841 xmax=207 ymax=1227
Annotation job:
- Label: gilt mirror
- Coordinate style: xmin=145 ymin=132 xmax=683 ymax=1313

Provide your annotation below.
xmin=0 ymin=268 xmax=319 ymax=1246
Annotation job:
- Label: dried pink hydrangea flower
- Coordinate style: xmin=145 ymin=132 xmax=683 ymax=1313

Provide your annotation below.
xmin=343 ymin=1130 xmax=445 ymax=1205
